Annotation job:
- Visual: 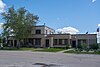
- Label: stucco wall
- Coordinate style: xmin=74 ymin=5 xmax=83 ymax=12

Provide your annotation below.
xmin=31 ymin=26 xmax=55 ymax=35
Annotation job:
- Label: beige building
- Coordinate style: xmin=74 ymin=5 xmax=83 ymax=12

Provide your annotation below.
xmin=8 ymin=25 xmax=97 ymax=48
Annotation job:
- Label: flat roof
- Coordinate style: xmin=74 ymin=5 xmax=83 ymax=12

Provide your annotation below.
xmin=34 ymin=25 xmax=55 ymax=31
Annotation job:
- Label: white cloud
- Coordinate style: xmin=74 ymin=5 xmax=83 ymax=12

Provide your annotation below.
xmin=0 ymin=23 xmax=4 ymax=29
xmin=98 ymin=24 xmax=100 ymax=27
xmin=56 ymin=26 xmax=79 ymax=34
xmin=0 ymin=0 xmax=6 ymax=13
xmin=92 ymin=0 xmax=96 ymax=3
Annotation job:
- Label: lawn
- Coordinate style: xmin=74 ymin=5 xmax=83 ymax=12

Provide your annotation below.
xmin=0 ymin=47 xmax=34 ymax=51
xmin=34 ymin=48 xmax=64 ymax=52
xmin=64 ymin=50 xmax=100 ymax=54
xmin=0 ymin=47 xmax=64 ymax=52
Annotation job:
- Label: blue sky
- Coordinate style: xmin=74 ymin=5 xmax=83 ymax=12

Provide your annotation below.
xmin=0 ymin=0 xmax=100 ymax=34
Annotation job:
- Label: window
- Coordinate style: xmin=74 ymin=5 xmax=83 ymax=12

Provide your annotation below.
xmin=36 ymin=29 xmax=41 ymax=34
xmin=83 ymin=40 xmax=86 ymax=44
xmin=58 ymin=39 xmax=68 ymax=45
xmin=64 ymin=39 xmax=68 ymax=45
xmin=28 ymin=38 xmax=33 ymax=45
xmin=53 ymin=39 xmax=58 ymax=45
xmin=59 ymin=39 xmax=62 ymax=45
xmin=35 ymin=38 xmax=41 ymax=45
xmin=78 ymin=39 xmax=86 ymax=45
xmin=62 ymin=40 xmax=65 ymax=45
xmin=78 ymin=40 xmax=81 ymax=45
xmin=50 ymin=31 xmax=51 ymax=34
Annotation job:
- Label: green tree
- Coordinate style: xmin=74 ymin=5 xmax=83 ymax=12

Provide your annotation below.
xmin=1 ymin=6 xmax=39 ymax=48
xmin=0 ymin=34 xmax=3 ymax=43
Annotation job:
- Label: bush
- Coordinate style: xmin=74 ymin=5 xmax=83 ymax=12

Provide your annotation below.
xmin=77 ymin=44 xmax=82 ymax=49
xmin=77 ymin=44 xmax=99 ymax=51
xmin=3 ymin=43 xmax=8 ymax=47
xmin=82 ymin=44 xmax=87 ymax=49
xmin=66 ymin=44 xmax=71 ymax=49
xmin=97 ymin=49 xmax=100 ymax=52
xmin=89 ymin=44 xmax=99 ymax=50
xmin=77 ymin=44 xmax=89 ymax=51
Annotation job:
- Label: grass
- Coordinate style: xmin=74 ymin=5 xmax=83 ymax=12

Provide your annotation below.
xmin=64 ymin=50 xmax=100 ymax=54
xmin=0 ymin=47 xmax=20 ymax=50
xmin=0 ymin=47 xmax=34 ymax=51
xmin=34 ymin=48 xmax=64 ymax=52
xmin=20 ymin=48 xmax=34 ymax=51
xmin=1 ymin=47 xmax=100 ymax=54
xmin=0 ymin=47 xmax=64 ymax=52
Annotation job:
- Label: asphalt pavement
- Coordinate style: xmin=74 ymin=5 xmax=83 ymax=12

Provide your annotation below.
xmin=0 ymin=51 xmax=100 ymax=67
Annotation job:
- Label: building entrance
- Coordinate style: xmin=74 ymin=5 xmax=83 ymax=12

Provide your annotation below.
xmin=45 ymin=39 xmax=49 ymax=47
xmin=72 ymin=41 xmax=76 ymax=48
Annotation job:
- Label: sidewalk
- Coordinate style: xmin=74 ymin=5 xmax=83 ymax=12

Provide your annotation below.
xmin=57 ymin=49 xmax=74 ymax=53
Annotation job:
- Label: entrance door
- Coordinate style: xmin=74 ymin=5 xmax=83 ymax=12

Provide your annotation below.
xmin=14 ymin=40 xmax=17 ymax=47
xmin=72 ymin=41 xmax=76 ymax=48
xmin=45 ymin=39 xmax=49 ymax=47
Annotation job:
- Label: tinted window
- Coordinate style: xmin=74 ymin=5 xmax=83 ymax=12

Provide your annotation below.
xmin=36 ymin=30 xmax=41 ymax=34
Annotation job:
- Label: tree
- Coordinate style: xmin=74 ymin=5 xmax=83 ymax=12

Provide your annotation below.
xmin=0 ymin=34 xmax=3 ymax=49
xmin=0 ymin=34 xmax=2 ymax=43
xmin=1 ymin=6 xmax=39 ymax=48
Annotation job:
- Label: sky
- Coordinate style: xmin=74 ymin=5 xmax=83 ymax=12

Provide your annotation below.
xmin=0 ymin=0 xmax=100 ymax=34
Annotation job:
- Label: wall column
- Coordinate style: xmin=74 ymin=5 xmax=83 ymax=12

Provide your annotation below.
xmin=50 ymin=37 xmax=53 ymax=47
xmin=13 ymin=40 xmax=14 ymax=47
xmin=68 ymin=39 xmax=70 ymax=46
xmin=76 ymin=39 xmax=78 ymax=48
xmin=41 ymin=37 xmax=45 ymax=47
xmin=76 ymin=35 xmax=78 ymax=48
xmin=68 ymin=35 xmax=71 ymax=48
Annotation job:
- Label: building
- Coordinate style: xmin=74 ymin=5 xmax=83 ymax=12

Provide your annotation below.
xmin=7 ymin=25 xmax=97 ymax=48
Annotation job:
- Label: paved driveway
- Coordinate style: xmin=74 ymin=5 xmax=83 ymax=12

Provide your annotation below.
xmin=0 ymin=51 xmax=100 ymax=67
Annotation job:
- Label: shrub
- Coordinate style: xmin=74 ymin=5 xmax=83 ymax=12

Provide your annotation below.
xmin=77 ymin=44 xmax=89 ymax=51
xmin=97 ymin=49 xmax=100 ymax=52
xmin=89 ymin=44 xmax=99 ymax=50
xmin=3 ymin=43 xmax=8 ymax=47
xmin=82 ymin=44 xmax=87 ymax=49
xmin=66 ymin=44 xmax=71 ymax=49
xmin=77 ymin=44 xmax=82 ymax=49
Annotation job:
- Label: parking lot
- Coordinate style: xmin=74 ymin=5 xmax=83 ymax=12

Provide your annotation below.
xmin=0 ymin=51 xmax=100 ymax=67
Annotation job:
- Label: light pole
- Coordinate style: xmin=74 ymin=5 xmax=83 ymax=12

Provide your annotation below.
xmin=75 ymin=34 xmax=78 ymax=48
xmin=97 ymin=28 xmax=100 ymax=43
xmin=86 ymin=32 xmax=89 ymax=49
xmin=87 ymin=34 xmax=89 ymax=49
